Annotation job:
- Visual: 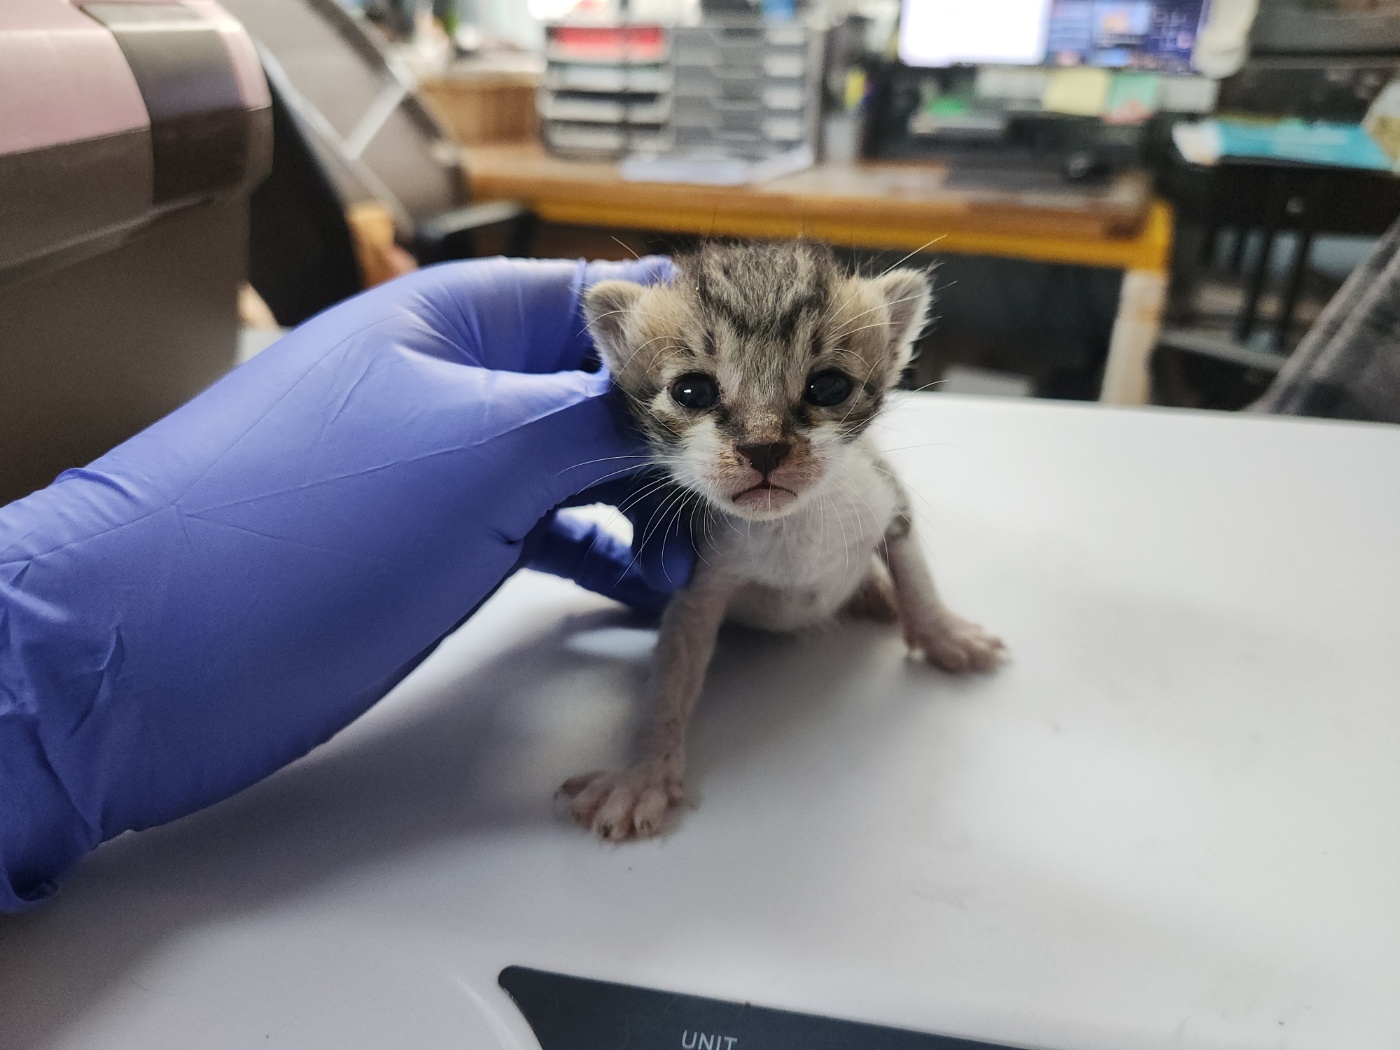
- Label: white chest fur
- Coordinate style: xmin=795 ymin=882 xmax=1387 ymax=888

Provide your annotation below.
xmin=706 ymin=443 xmax=899 ymax=632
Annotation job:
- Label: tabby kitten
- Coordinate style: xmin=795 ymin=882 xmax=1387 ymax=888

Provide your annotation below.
xmin=561 ymin=242 xmax=1004 ymax=840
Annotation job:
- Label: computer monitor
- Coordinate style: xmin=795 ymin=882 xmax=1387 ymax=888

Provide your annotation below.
xmin=898 ymin=0 xmax=1210 ymax=72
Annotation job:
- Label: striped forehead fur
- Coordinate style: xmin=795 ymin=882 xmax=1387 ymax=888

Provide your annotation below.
xmin=687 ymin=241 xmax=838 ymax=345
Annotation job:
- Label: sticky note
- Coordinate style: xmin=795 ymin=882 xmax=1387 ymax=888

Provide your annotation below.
xmin=1105 ymin=72 xmax=1161 ymax=124
xmin=843 ymin=68 xmax=867 ymax=113
xmin=1041 ymin=67 xmax=1111 ymax=116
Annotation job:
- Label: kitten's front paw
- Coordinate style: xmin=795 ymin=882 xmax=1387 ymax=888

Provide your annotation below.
xmin=907 ymin=617 xmax=1006 ymax=673
xmin=557 ymin=761 xmax=685 ymax=841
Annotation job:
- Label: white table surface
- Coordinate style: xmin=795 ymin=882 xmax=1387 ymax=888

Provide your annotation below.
xmin=3 ymin=394 xmax=1398 ymax=1050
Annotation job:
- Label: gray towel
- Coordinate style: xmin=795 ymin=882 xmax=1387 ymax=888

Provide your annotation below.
xmin=1254 ymin=218 xmax=1400 ymax=424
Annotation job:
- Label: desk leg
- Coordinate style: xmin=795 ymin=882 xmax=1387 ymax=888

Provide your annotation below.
xmin=1099 ymin=268 xmax=1168 ymax=405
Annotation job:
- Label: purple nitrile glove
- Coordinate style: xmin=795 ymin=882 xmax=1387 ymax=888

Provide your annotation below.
xmin=0 ymin=256 xmax=692 ymax=912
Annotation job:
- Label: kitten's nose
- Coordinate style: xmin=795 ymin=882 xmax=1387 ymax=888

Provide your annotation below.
xmin=737 ymin=442 xmax=791 ymax=475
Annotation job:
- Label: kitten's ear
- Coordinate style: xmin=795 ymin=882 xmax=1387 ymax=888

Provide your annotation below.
xmin=867 ymin=267 xmax=932 ymax=364
xmin=584 ymin=280 xmax=646 ymax=370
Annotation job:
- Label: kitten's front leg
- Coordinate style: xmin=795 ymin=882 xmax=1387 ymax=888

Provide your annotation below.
xmin=560 ymin=566 xmax=737 ymax=841
xmin=879 ymin=504 xmax=1005 ymax=673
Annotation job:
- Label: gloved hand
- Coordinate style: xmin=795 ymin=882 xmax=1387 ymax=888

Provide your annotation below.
xmin=0 ymin=256 xmax=692 ymax=912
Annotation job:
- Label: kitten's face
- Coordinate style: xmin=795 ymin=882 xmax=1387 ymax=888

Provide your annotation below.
xmin=586 ymin=243 xmax=931 ymax=521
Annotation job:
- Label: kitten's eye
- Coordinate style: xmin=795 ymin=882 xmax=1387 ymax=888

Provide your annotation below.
xmin=804 ymin=369 xmax=854 ymax=408
xmin=670 ymin=372 xmax=721 ymax=410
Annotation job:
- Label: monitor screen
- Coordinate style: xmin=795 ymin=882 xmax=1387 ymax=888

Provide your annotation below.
xmin=898 ymin=0 xmax=1209 ymax=71
xmin=899 ymin=0 xmax=1053 ymax=67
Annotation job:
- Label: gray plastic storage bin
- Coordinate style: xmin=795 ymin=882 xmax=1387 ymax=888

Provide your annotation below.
xmin=663 ymin=16 xmax=822 ymax=162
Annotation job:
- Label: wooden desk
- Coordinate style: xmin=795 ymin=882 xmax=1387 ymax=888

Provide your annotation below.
xmin=468 ymin=142 xmax=1173 ymax=404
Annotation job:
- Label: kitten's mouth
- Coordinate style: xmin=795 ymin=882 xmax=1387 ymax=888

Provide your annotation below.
xmin=731 ymin=480 xmax=797 ymax=511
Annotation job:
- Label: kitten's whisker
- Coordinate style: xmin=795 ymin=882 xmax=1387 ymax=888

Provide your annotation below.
xmin=834 ymin=469 xmax=880 ymax=543
xmin=875 ymin=442 xmax=967 ymax=454
xmin=615 ymin=486 xmax=676 ymax=521
xmin=570 ymin=479 xmax=671 ymax=569
xmin=583 ymin=307 xmax=637 ymax=330
xmin=617 ymin=337 xmax=670 ymax=372
xmin=828 ymin=301 xmax=891 ymax=339
xmin=692 ymin=518 xmax=715 ymax=570
xmin=815 ymin=486 xmax=830 ymax=563
xmin=613 ymin=473 xmax=677 ymax=515
xmin=611 ymin=235 xmax=643 ymax=261
xmin=622 ymin=483 xmax=693 ymax=582
xmin=553 ymin=454 xmax=651 ymax=478
xmin=641 ymin=413 xmax=685 ymax=442
xmin=659 ymin=489 xmax=705 ymax=583
xmin=632 ymin=331 xmax=676 ymax=349
xmin=615 ymin=476 xmax=681 ymax=516
xmin=874 ymin=240 xmax=943 ymax=280
xmin=559 ymin=471 xmax=673 ymax=574
xmin=828 ymin=470 xmax=874 ymax=549
xmin=831 ymin=318 xmax=910 ymax=342
xmin=575 ymin=464 xmax=666 ymax=491
xmin=822 ymin=347 xmax=868 ymax=369
xmin=822 ymin=474 xmax=852 ymax=575
xmin=836 ymin=356 xmax=888 ymax=430
xmin=860 ymin=464 xmax=944 ymax=532
xmin=829 ymin=293 xmax=928 ymax=342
